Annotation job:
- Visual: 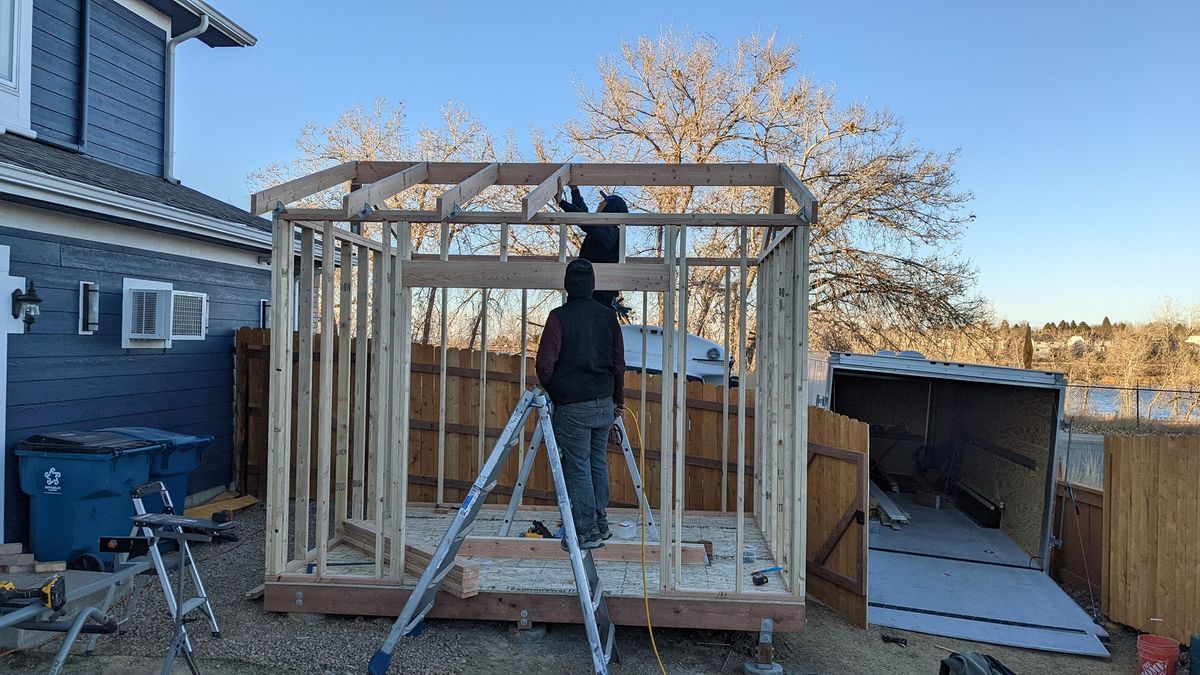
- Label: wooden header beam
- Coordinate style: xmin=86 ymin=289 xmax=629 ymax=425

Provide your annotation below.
xmin=343 ymin=162 xmax=428 ymax=218
xmin=250 ymin=161 xmax=357 ymax=216
xmin=436 ymin=163 xmax=499 ymax=220
xmin=522 ymin=163 xmax=571 ymax=220
xmin=401 ymin=260 xmax=669 ymax=292
xmin=282 ymin=209 xmax=804 ymax=227
xmin=408 ymin=253 xmax=759 ymax=267
xmin=354 ymin=161 xmax=787 ymax=188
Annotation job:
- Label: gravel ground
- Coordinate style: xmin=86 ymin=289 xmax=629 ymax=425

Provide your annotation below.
xmin=3 ymin=502 xmax=1153 ymax=674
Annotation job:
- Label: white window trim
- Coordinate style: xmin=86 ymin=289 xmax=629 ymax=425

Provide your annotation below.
xmin=0 ymin=0 xmax=34 ymax=135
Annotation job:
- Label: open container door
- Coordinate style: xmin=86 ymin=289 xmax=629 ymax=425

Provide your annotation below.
xmin=824 ymin=353 xmax=1109 ymax=657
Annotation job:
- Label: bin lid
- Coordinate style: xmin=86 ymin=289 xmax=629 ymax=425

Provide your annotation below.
xmin=17 ymin=431 xmax=160 ymax=455
xmin=98 ymin=427 xmax=213 ymax=452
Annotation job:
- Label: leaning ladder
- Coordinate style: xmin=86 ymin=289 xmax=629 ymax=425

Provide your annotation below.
xmin=369 ymin=388 xmax=618 ymax=675
xmin=498 ymin=415 xmax=659 ymax=542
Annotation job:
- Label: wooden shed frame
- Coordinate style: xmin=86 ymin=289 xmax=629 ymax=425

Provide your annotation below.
xmin=255 ymin=161 xmax=817 ymax=630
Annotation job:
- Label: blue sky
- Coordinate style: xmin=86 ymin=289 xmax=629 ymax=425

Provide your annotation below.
xmin=172 ymin=0 xmax=1199 ymax=325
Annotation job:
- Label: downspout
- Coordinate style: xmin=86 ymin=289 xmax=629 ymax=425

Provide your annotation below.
xmin=163 ymin=14 xmax=209 ymax=183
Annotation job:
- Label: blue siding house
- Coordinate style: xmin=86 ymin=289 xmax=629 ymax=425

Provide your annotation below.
xmin=0 ymin=0 xmax=262 ymax=545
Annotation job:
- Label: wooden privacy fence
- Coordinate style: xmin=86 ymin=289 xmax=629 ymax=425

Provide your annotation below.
xmin=235 ymin=327 xmax=756 ymax=512
xmin=1050 ymin=481 xmax=1103 ymax=599
xmin=1102 ymin=435 xmax=1200 ymax=644
xmin=805 ymin=407 xmax=869 ymax=628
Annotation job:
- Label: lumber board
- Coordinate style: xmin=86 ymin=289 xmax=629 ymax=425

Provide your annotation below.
xmin=400 ymin=260 xmax=668 ymax=291
xmin=354 ymin=161 xmax=787 ymax=188
xmin=869 ymin=483 xmax=909 ymax=524
xmin=33 ymin=561 xmax=67 ymax=573
xmin=0 ymin=543 xmax=23 ymax=555
xmin=284 ymin=209 xmax=802 ymax=227
xmin=522 ymin=162 xmax=571 ymax=220
xmin=778 ymin=163 xmax=817 ymax=220
xmin=265 ymin=582 xmax=806 ymax=632
xmin=343 ymin=162 xmax=428 ymax=217
xmin=185 ymin=494 xmax=260 ymax=519
xmin=251 ymin=161 xmax=357 ymax=215
xmin=455 ymin=536 xmax=709 ymax=565
xmin=437 ymin=162 xmax=499 ymax=219
xmin=0 ymin=553 xmax=34 ymax=565
xmin=342 ymin=519 xmax=479 ymax=598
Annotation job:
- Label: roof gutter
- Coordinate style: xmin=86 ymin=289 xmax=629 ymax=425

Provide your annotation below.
xmin=0 ymin=161 xmax=271 ymax=251
xmin=171 ymin=0 xmax=256 ymax=47
xmin=163 ymin=14 xmax=209 ymax=184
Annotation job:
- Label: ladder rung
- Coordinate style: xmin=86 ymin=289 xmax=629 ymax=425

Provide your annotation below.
xmin=177 ymin=597 xmax=207 ymax=617
xmin=590 ymin=582 xmax=603 ymax=612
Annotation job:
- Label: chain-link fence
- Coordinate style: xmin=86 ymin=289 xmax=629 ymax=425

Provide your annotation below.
xmin=1065 ymin=384 xmax=1200 ymax=423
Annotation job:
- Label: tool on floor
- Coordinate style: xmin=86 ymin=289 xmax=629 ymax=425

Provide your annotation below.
xmin=750 ymin=565 xmax=783 ymax=586
xmin=370 ymin=388 xmax=618 ymax=675
xmin=524 ymin=520 xmax=555 ymax=538
xmin=125 ymin=481 xmax=237 ymax=675
xmin=498 ymin=414 xmax=658 ymax=542
xmin=0 ymin=574 xmax=66 ymax=611
xmin=881 ymin=633 xmax=908 ymax=647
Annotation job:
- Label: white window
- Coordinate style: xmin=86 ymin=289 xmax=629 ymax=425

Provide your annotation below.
xmin=0 ymin=0 xmax=31 ymax=132
xmin=0 ymin=0 xmax=15 ymax=87
xmin=121 ymin=278 xmax=209 ymax=348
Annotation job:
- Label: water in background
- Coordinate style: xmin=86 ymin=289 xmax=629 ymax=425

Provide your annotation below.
xmin=1066 ymin=385 xmax=1200 ymax=422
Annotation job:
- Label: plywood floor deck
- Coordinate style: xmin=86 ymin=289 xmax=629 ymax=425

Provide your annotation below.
xmin=317 ymin=505 xmax=795 ymax=599
xmin=267 ymin=506 xmax=805 ymax=631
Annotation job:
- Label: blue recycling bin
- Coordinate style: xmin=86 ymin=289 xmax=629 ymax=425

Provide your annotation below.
xmin=99 ymin=427 xmax=213 ymax=513
xmin=16 ymin=431 xmax=161 ymax=569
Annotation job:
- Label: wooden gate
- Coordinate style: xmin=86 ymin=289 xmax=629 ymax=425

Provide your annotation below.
xmin=806 ymin=406 xmax=870 ymax=628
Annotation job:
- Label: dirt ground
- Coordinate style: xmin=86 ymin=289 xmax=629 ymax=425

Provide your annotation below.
xmin=1 ymin=504 xmax=1154 ymax=674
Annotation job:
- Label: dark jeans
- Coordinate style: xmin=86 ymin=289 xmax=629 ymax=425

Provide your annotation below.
xmin=551 ymin=396 xmax=614 ymax=540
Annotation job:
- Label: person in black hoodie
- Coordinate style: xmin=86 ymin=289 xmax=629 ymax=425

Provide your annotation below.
xmin=535 ymin=259 xmax=626 ymax=549
xmin=558 ymin=186 xmax=629 ymax=317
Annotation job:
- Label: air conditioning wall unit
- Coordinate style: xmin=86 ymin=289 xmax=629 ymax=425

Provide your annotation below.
xmin=122 ymin=279 xmax=172 ymax=349
xmin=121 ymin=279 xmax=211 ymax=348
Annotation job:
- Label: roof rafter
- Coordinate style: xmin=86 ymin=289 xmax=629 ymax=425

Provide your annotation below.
xmin=249 ymin=161 xmax=357 ymax=216
xmin=342 ymin=162 xmax=428 ymax=218
xmin=521 ymin=163 xmax=571 ymax=220
xmin=436 ymin=163 xmax=499 ymax=220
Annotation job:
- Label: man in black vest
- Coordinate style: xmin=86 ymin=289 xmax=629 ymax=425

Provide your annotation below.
xmin=535 ymin=259 xmax=626 ymax=549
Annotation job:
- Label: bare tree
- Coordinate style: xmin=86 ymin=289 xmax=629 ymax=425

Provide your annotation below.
xmin=249 ymin=99 xmax=535 ymax=346
xmin=557 ymin=31 xmax=984 ymax=350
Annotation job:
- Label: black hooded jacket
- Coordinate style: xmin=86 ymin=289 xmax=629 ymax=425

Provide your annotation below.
xmin=558 ymin=187 xmax=622 ymax=263
xmin=535 ymin=259 xmax=626 ymax=407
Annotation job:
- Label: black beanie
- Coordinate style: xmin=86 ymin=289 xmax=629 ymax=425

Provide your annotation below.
xmin=564 ymin=259 xmax=596 ymax=300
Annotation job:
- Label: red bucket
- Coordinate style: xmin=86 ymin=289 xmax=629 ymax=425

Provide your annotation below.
xmin=1137 ymin=634 xmax=1179 ymax=675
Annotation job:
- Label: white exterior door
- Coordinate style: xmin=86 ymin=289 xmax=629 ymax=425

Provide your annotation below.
xmin=0 ymin=244 xmax=29 ymax=542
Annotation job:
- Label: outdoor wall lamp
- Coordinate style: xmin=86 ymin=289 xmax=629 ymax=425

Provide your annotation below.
xmin=12 ymin=280 xmax=43 ymax=332
xmin=79 ymin=281 xmax=100 ymax=335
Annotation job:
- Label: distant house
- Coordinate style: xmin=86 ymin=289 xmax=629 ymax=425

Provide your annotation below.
xmin=0 ymin=0 xmax=262 ymax=544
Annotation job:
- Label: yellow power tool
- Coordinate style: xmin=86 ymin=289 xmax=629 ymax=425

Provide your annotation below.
xmin=0 ymin=575 xmax=66 ymax=612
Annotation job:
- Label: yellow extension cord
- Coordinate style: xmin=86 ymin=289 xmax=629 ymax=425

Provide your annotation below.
xmin=622 ymin=407 xmax=667 ymax=675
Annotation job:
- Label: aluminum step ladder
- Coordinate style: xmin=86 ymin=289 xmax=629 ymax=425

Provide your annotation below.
xmin=369 ymin=388 xmax=618 ymax=675
xmin=127 ymin=481 xmax=232 ymax=675
xmin=498 ymin=415 xmax=658 ymax=542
